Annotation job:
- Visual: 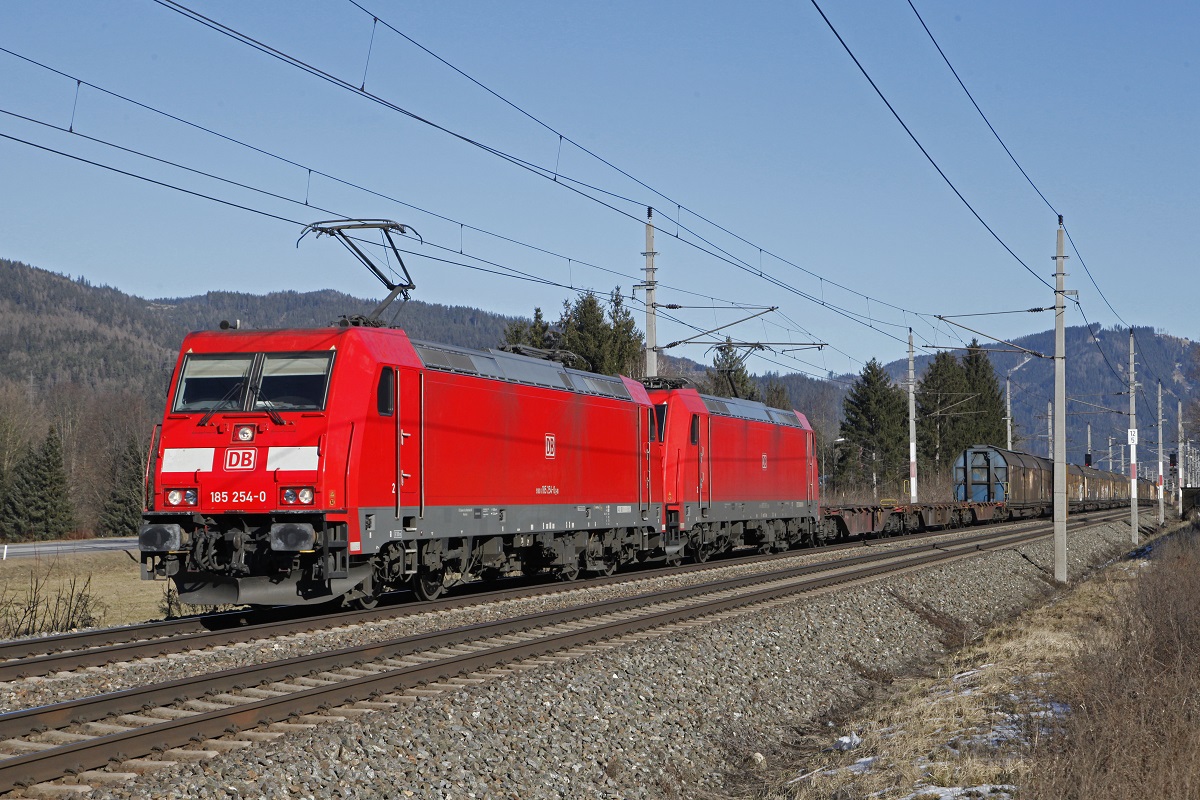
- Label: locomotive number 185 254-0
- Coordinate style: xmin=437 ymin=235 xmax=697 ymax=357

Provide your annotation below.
xmin=210 ymin=490 xmax=268 ymax=504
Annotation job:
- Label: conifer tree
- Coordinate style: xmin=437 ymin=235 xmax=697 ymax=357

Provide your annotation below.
xmin=835 ymin=359 xmax=906 ymax=494
xmin=502 ymin=307 xmax=551 ymax=349
xmin=98 ymin=436 xmax=145 ymax=537
xmin=764 ymin=379 xmax=790 ymax=410
xmin=0 ymin=442 xmax=36 ymax=541
xmin=0 ymin=428 xmax=75 ymax=541
xmin=36 ymin=426 xmax=75 ymax=540
xmin=917 ymin=351 xmax=971 ymax=473
xmin=704 ymin=339 xmax=761 ymax=401
xmin=960 ymin=340 xmax=1006 ymax=447
xmin=507 ymin=289 xmax=644 ymax=377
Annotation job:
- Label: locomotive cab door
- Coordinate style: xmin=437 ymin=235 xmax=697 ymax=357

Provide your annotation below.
xmin=397 ymin=368 xmax=422 ymax=520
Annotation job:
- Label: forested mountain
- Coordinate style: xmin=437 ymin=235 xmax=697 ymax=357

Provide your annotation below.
xmin=881 ymin=324 xmax=1199 ymax=466
xmin=0 ymin=258 xmax=518 ymax=397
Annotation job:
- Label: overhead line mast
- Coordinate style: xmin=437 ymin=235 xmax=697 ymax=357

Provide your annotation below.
xmin=642 ymin=207 xmax=658 ymax=378
xmin=1053 ymin=217 xmax=1070 ymax=583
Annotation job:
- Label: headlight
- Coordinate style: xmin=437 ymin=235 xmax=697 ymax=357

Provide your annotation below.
xmin=281 ymin=487 xmax=315 ymax=506
xmin=166 ymin=488 xmax=197 ymax=507
xmin=235 ymin=425 xmax=255 ymax=442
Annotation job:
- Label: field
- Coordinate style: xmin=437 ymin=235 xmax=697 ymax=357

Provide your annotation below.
xmin=0 ymin=549 xmax=166 ymax=637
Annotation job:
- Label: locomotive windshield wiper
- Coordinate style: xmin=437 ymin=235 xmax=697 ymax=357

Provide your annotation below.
xmin=249 ymin=383 xmax=287 ymax=426
xmin=197 ymin=381 xmax=244 ymax=427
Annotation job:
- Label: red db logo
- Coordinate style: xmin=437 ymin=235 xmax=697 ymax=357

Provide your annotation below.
xmin=224 ymin=448 xmax=256 ymax=471
xmin=545 ymin=434 xmax=556 ymax=459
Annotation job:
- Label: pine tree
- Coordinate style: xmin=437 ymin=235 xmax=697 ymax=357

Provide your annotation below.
xmin=764 ymin=379 xmax=790 ymax=410
xmin=703 ymin=338 xmax=761 ymax=401
xmin=36 ymin=427 xmax=75 ymax=540
xmin=917 ymin=351 xmax=971 ymax=474
xmin=0 ymin=442 xmax=38 ymax=541
xmin=960 ymin=340 xmax=1006 ymax=447
xmin=98 ymin=436 xmax=145 ymax=537
xmin=507 ymin=289 xmax=644 ymax=376
xmin=502 ymin=307 xmax=551 ymax=349
xmin=835 ymin=359 xmax=907 ymax=495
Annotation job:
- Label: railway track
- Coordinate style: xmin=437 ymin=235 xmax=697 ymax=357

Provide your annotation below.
xmin=0 ymin=512 xmax=1125 ymax=795
xmin=0 ymin=512 xmax=1118 ymax=681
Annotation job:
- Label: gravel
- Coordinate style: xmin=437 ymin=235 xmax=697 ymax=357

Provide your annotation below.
xmin=60 ymin=520 xmax=1139 ymax=800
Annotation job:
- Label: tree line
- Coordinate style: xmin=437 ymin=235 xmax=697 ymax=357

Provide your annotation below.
xmin=831 ymin=340 xmax=1006 ymax=501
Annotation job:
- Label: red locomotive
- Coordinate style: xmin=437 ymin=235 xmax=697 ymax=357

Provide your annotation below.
xmin=138 ymin=326 xmax=820 ymax=607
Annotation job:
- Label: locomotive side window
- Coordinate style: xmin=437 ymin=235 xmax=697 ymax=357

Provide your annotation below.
xmin=256 ymin=353 xmax=334 ymax=411
xmin=377 ymin=368 xmax=395 ymax=416
xmin=173 ymin=356 xmax=253 ymax=412
xmin=648 ymin=407 xmax=657 ymax=442
xmin=654 ymin=404 xmax=668 ymax=440
xmin=690 ymin=413 xmax=700 ymax=445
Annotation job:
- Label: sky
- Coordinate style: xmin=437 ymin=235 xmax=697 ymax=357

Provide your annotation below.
xmin=0 ymin=1 xmax=1196 ymax=383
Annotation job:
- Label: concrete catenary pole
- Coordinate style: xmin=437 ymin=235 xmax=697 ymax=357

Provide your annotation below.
xmin=1006 ymin=376 xmax=1013 ymax=450
xmin=1047 ymin=401 xmax=1053 ymax=459
xmin=1158 ymin=381 xmax=1164 ymax=526
xmin=1107 ymin=436 xmax=1113 ymax=472
xmin=908 ymin=330 xmax=918 ymax=504
xmin=1129 ymin=329 xmax=1138 ymax=544
xmin=1087 ymin=423 xmax=1092 ymax=467
xmin=1052 ymin=220 xmax=1068 ymax=583
xmin=643 ymin=208 xmax=658 ymax=378
xmin=1179 ymin=400 xmax=1185 ymax=517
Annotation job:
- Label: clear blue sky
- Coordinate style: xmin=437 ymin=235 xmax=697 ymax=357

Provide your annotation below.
xmin=1 ymin=1 xmax=1196 ymax=381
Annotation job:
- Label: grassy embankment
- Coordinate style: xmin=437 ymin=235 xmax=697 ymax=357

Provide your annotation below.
xmin=748 ymin=522 xmax=1200 ymax=800
xmin=0 ymin=550 xmax=165 ymax=637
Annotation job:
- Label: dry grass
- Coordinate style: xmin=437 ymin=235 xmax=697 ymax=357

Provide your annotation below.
xmin=1026 ymin=531 xmax=1200 ymax=799
xmin=741 ymin=525 xmax=1187 ymax=800
xmin=0 ymin=550 xmax=164 ymax=634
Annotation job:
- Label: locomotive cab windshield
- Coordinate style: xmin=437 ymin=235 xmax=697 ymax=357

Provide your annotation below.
xmin=174 ymin=351 xmax=334 ymax=413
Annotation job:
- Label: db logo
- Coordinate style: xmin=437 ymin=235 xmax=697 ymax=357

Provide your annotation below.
xmin=224 ymin=448 xmax=256 ymax=471
xmin=545 ymin=434 xmax=556 ymax=459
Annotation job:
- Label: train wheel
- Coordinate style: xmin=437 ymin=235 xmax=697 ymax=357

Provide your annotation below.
xmin=345 ymin=575 xmax=380 ymax=610
xmin=350 ymin=592 xmax=379 ymax=611
xmin=557 ymin=562 xmax=581 ymax=582
xmin=413 ymin=569 xmax=445 ymax=601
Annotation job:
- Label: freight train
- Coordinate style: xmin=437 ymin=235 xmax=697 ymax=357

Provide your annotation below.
xmin=955 ymin=444 xmax=1155 ymax=514
xmin=138 ymin=325 xmax=1158 ymax=609
xmin=138 ymin=325 xmax=821 ymax=607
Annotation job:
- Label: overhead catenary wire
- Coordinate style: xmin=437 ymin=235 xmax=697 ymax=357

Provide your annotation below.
xmin=902 ymin=3 xmax=1165 ymax=406
xmin=0 ymin=120 xmax=840 ymax=373
xmin=806 ymin=0 xmax=1051 ymax=292
xmin=3 ymin=38 xmax=937 ymax=367
xmin=142 ymin=0 xmax=978 ymax=360
xmin=0 ymin=48 xmax=856 ymax=357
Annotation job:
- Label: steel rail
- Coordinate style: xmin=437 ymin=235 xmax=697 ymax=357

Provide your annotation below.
xmin=0 ymin=511 xmax=1122 ymax=680
xmin=0 ymin=514 xmax=1121 ymax=792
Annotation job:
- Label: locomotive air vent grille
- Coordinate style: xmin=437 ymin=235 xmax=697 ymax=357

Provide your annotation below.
xmin=414 ymin=346 xmax=452 ymax=370
xmin=470 ymin=355 xmax=501 ymax=378
xmin=446 ymin=352 xmax=477 ymax=373
xmin=704 ymin=399 xmax=731 ymax=415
